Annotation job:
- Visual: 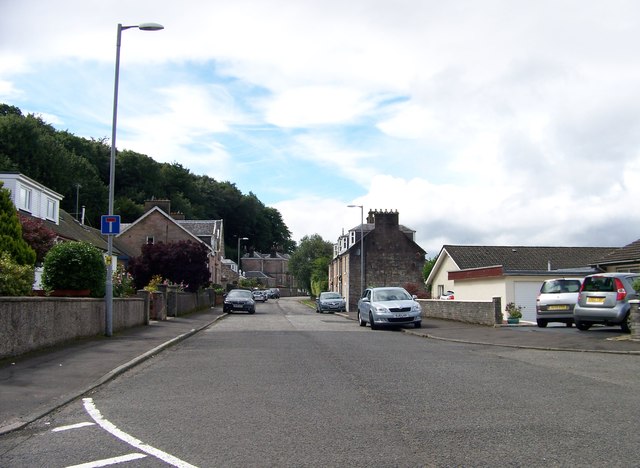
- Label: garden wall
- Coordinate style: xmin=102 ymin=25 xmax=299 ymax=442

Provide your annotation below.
xmin=417 ymin=297 xmax=502 ymax=326
xmin=0 ymin=289 xmax=216 ymax=360
xmin=0 ymin=297 xmax=145 ymax=359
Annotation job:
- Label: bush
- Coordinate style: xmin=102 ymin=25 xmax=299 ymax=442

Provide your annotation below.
xmin=0 ymin=251 xmax=34 ymax=296
xmin=42 ymin=241 xmax=106 ymax=296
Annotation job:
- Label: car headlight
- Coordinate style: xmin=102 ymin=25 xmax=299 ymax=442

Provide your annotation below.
xmin=412 ymin=303 xmax=421 ymax=312
xmin=373 ymin=305 xmax=389 ymax=313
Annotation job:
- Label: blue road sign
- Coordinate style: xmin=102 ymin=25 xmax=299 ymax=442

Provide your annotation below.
xmin=101 ymin=215 xmax=121 ymax=235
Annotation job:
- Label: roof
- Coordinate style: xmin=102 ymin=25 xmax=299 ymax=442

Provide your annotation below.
xmin=443 ymin=245 xmax=617 ymax=272
xmin=593 ymin=238 xmax=640 ymax=266
xmin=177 ymin=219 xmax=222 ymax=236
xmin=22 ymin=209 xmax=133 ymax=257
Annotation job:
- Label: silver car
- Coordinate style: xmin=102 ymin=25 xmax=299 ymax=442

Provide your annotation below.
xmin=535 ymin=278 xmax=582 ymax=328
xmin=573 ymin=272 xmax=640 ymax=332
xmin=358 ymin=287 xmax=422 ymax=329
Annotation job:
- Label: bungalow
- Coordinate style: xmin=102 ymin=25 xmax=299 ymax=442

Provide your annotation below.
xmin=427 ymin=245 xmax=617 ymax=322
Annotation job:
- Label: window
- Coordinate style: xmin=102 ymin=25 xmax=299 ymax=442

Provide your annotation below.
xmin=46 ymin=198 xmax=56 ymax=220
xmin=19 ymin=186 xmax=32 ymax=211
xmin=437 ymin=285 xmax=445 ymax=297
xmin=146 ymin=236 xmax=155 ymax=245
xmin=350 ymin=231 xmax=356 ymax=246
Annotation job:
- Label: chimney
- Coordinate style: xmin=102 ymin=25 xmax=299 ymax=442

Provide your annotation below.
xmin=144 ymin=199 xmax=171 ymax=214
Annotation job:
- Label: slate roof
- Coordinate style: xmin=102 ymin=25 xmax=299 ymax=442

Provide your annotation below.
xmin=21 ymin=209 xmax=134 ymax=257
xmin=444 ymin=245 xmax=617 ymax=272
xmin=593 ymin=238 xmax=640 ymax=266
xmin=177 ymin=219 xmax=222 ymax=237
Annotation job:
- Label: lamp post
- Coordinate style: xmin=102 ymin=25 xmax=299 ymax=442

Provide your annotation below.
xmin=237 ymin=237 xmax=248 ymax=278
xmin=347 ymin=204 xmax=364 ymax=298
xmin=105 ymin=22 xmax=163 ymax=337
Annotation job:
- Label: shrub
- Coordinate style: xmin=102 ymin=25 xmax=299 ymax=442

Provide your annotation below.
xmin=0 ymin=251 xmax=34 ymax=296
xmin=42 ymin=241 xmax=106 ymax=296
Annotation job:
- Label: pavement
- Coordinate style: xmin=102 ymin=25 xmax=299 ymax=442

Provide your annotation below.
xmin=2 ymin=304 xmax=639 ymax=436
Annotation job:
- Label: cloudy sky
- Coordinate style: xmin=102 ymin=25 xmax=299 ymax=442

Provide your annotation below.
xmin=2 ymin=0 xmax=640 ymax=256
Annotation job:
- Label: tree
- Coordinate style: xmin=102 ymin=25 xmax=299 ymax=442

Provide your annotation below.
xmin=128 ymin=240 xmax=210 ymax=292
xmin=19 ymin=214 xmax=56 ymax=264
xmin=0 ymin=182 xmax=36 ymax=266
xmin=288 ymin=234 xmax=333 ymax=293
xmin=423 ymin=255 xmax=437 ymax=282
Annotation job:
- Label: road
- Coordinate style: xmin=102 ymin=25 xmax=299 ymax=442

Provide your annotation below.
xmin=1 ymin=297 xmax=639 ymax=467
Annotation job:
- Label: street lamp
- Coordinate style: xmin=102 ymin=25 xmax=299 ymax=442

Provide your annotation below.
xmin=237 ymin=237 xmax=248 ymax=278
xmin=105 ymin=22 xmax=164 ymax=337
xmin=347 ymin=204 xmax=364 ymax=298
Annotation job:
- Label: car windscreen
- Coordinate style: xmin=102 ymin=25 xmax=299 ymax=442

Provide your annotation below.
xmin=373 ymin=288 xmax=411 ymax=301
xmin=541 ymin=280 xmax=582 ymax=294
xmin=229 ymin=290 xmax=252 ymax=299
xmin=321 ymin=293 xmax=341 ymax=299
xmin=581 ymin=277 xmax=615 ymax=292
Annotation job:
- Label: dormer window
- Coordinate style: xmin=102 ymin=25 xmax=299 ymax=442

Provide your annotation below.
xmin=46 ymin=198 xmax=56 ymax=220
xmin=19 ymin=186 xmax=32 ymax=212
xmin=146 ymin=236 xmax=155 ymax=245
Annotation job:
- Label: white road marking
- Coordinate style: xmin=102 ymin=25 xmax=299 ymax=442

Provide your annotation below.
xmin=66 ymin=452 xmax=147 ymax=467
xmin=52 ymin=422 xmax=96 ymax=432
xmin=83 ymin=398 xmax=198 ymax=468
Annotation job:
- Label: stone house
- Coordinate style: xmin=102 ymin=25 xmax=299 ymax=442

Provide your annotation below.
xmin=330 ymin=209 xmax=427 ymax=311
xmin=118 ymin=200 xmax=227 ymax=288
xmin=240 ymin=249 xmax=293 ymax=290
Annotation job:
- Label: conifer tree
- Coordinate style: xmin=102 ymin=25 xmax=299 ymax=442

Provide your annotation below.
xmin=0 ymin=182 xmax=36 ymax=265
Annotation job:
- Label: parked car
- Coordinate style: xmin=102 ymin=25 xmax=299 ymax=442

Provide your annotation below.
xmin=223 ymin=289 xmax=256 ymax=314
xmin=573 ymin=272 xmax=640 ymax=332
xmin=535 ymin=278 xmax=582 ymax=328
xmin=358 ymin=286 xmax=422 ymax=329
xmin=267 ymin=288 xmax=280 ymax=299
xmin=316 ymin=292 xmax=346 ymax=313
xmin=252 ymin=289 xmax=268 ymax=302
xmin=439 ymin=290 xmax=455 ymax=300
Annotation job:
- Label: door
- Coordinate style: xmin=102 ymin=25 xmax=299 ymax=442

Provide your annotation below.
xmin=514 ymin=281 xmax=543 ymax=322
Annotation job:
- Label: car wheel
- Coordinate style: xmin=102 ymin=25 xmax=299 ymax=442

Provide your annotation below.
xmin=565 ymin=321 xmax=573 ymax=328
xmin=575 ymin=320 xmax=591 ymax=331
xmin=316 ymin=308 xmax=320 ymax=313
xmin=249 ymin=308 xmax=255 ymax=314
xmin=358 ymin=311 xmax=366 ymax=327
xmin=414 ymin=321 xmax=422 ymax=329
xmin=369 ymin=312 xmax=377 ymax=330
xmin=536 ymin=319 xmax=548 ymax=328
xmin=621 ymin=312 xmax=632 ymax=333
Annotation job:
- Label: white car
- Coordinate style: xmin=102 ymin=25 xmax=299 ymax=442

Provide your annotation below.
xmin=358 ymin=287 xmax=422 ymax=330
xmin=439 ymin=290 xmax=455 ymax=300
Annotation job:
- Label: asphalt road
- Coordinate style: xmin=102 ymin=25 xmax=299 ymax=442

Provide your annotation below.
xmin=1 ymin=297 xmax=639 ymax=467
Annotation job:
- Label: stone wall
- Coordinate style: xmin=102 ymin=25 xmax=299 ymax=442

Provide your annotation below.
xmin=0 ymin=297 xmax=145 ymax=359
xmin=418 ymin=297 xmax=502 ymax=326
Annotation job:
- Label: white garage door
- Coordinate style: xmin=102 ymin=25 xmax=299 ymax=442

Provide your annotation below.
xmin=514 ymin=281 xmax=543 ymax=322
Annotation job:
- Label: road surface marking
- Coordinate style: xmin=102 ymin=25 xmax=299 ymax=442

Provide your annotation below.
xmin=83 ymin=398 xmax=198 ymax=468
xmin=52 ymin=422 xmax=96 ymax=432
xmin=66 ymin=452 xmax=147 ymax=467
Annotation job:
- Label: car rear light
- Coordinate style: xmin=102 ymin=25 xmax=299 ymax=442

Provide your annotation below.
xmin=615 ymin=278 xmax=627 ymax=301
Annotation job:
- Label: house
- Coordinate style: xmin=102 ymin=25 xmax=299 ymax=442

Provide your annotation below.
xmin=1 ymin=172 xmax=63 ymax=226
xmin=591 ymin=238 xmax=640 ymax=273
xmin=427 ymin=245 xmax=617 ymax=322
xmin=117 ymin=200 xmax=227 ymax=288
xmin=240 ymin=249 xmax=293 ymax=290
xmin=330 ymin=209 xmax=427 ymax=311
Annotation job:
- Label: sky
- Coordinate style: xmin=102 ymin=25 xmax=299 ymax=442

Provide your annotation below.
xmin=2 ymin=0 xmax=640 ymax=257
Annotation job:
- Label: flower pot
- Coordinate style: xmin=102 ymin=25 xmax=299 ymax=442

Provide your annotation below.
xmin=507 ymin=317 xmax=520 ymax=324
